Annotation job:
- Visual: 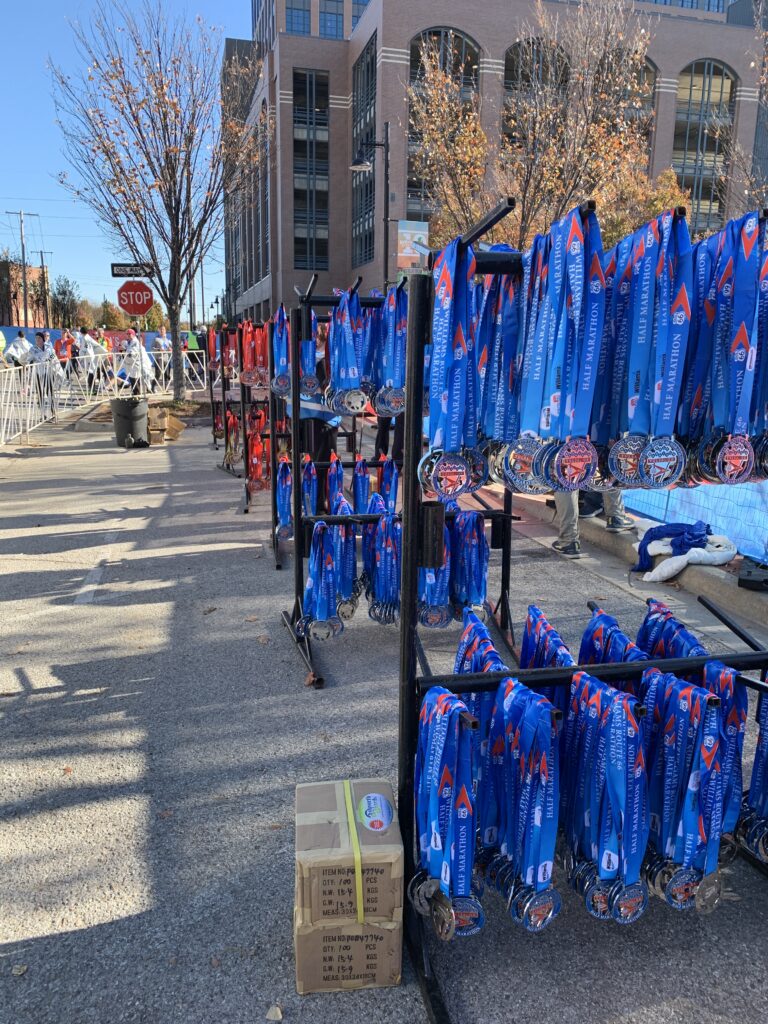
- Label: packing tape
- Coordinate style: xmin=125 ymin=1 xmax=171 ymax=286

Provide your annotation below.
xmin=343 ymin=779 xmax=365 ymax=924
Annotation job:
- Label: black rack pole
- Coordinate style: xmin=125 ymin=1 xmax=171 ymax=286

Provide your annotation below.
xmin=266 ymin=318 xmax=282 ymax=569
xmin=208 ymin=337 xmax=218 ymax=449
xmin=418 ymin=648 xmax=768 ymax=695
xmin=398 ymin=271 xmax=431 ymax=867
xmin=289 ymin=306 xmax=304 ymax=620
xmin=220 ymin=331 xmax=230 ymax=469
xmin=237 ymin=325 xmax=250 ymax=511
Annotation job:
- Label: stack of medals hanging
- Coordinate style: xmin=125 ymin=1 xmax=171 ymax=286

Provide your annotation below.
xmin=296 ymin=521 xmax=341 ymax=641
xmin=300 ymin=309 xmax=320 ymax=397
xmin=326 ymin=290 xmax=367 ymax=414
xmin=412 ymin=687 xmax=481 ymax=939
xmin=369 ymin=513 xmax=401 ymax=625
xmin=427 ymin=240 xmax=484 ymax=499
xmin=375 ymin=285 xmax=407 ymax=417
xmin=331 ymin=493 xmax=358 ymax=624
xmin=448 ymin=512 xmax=489 ymax=622
xmin=275 ymin=457 xmax=293 ymax=540
xmin=271 ymin=304 xmax=291 ymax=397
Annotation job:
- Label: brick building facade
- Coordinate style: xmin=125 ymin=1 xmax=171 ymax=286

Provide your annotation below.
xmin=224 ymin=0 xmax=764 ymax=320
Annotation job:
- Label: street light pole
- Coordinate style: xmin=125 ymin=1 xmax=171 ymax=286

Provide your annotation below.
xmin=383 ymin=120 xmax=390 ymax=286
xmin=350 ymin=120 xmax=392 ymax=287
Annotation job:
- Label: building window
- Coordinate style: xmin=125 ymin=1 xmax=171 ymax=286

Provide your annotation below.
xmin=407 ymin=27 xmax=480 ymax=220
xmin=352 ymin=32 xmax=377 ymax=267
xmin=294 ymin=70 xmax=329 ymax=270
xmin=319 ymin=0 xmax=343 ymax=39
xmin=352 ymin=0 xmax=369 ymax=29
xmin=644 ymin=0 xmax=725 ymax=10
xmin=673 ymin=59 xmax=736 ymax=233
xmin=286 ymin=0 xmax=310 ymax=34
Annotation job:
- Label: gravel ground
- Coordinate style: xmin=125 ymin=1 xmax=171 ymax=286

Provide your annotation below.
xmin=2 ymin=420 xmax=768 ymax=1024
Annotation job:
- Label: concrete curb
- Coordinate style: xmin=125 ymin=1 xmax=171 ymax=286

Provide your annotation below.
xmin=512 ymin=491 xmax=768 ymax=631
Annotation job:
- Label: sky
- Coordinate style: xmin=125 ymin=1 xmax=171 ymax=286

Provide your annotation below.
xmin=0 ymin=0 xmax=252 ymax=313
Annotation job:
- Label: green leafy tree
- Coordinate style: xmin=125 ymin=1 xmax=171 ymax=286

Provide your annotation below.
xmin=145 ymin=301 xmax=167 ymax=331
xmin=51 ymin=275 xmax=82 ymax=328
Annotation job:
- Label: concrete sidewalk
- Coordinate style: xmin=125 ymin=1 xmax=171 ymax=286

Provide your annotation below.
xmin=2 ymin=423 xmax=768 ymax=1024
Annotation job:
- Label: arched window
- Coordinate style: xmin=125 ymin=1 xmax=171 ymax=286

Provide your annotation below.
xmin=503 ymin=37 xmax=568 ymax=93
xmin=407 ymin=28 xmax=480 ymax=220
xmin=674 ymin=59 xmax=737 ymax=233
xmin=409 ymin=27 xmax=480 ymax=92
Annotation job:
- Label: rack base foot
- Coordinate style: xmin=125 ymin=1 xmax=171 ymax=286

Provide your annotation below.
xmin=281 ymin=610 xmax=324 ymax=688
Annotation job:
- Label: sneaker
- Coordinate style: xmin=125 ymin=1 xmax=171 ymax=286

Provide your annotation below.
xmin=553 ymin=539 xmax=581 ymax=559
xmin=605 ymin=514 xmax=634 ymax=533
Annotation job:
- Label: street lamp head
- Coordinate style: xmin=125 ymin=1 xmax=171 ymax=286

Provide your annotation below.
xmin=350 ymin=147 xmax=373 ymax=173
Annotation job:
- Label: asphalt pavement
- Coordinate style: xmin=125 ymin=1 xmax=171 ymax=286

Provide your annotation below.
xmin=2 ymin=419 xmax=768 ymax=1024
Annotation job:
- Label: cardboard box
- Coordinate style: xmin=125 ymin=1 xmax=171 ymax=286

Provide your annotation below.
xmin=294 ymin=915 xmax=401 ymax=994
xmin=294 ymin=778 xmax=403 ymax=995
xmin=295 ymin=778 xmax=403 ymax=927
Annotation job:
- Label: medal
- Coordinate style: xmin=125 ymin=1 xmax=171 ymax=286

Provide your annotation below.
xmin=418 ymin=450 xmax=441 ymax=492
xmin=664 ymin=866 xmax=700 ymax=911
xmin=294 ymin=615 xmax=312 ymax=639
xmin=503 ymin=436 xmax=549 ymax=494
xmin=609 ymin=880 xmax=648 ymax=925
xmin=608 ymin=434 xmax=645 ymax=485
xmin=430 ymin=890 xmax=456 ymax=942
xmin=431 ymin=451 xmax=471 ymax=499
xmin=341 ymin=388 xmax=368 ymax=414
xmin=552 ymin=437 xmax=598 ymax=491
xmin=308 ymin=619 xmax=333 ymax=642
xmin=465 ymin=447 xmax=489 ymax=493
xmin=374 ymin=386 xmax=392 ymax=415
xmin=337 ymin=598 xmax=357 ymax=621
xmin=584 ymin=877 xmax=613 ymax=920
xmin=275 ymin=523 xmax=293 ymax=541
xmin=452 ymin=894 xmax=485 ymax=937
xmin=521 ymin=888 xmax=561 ymax=933
xmin=270 ymin=373 xmax=290 ymax=397
xmin=638 ymin=436 xmax=687 ymax=488
xmin=509 ymin=884 xmax=535 ymax=925
xmin=300 ymin=372 xmax=320 ymax=397
xmin=715 ymin=434 xmax=754 ymax=484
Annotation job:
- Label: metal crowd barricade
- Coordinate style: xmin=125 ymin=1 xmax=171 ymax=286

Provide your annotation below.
xmin=1 ymin=347 xmax=209 ymax=445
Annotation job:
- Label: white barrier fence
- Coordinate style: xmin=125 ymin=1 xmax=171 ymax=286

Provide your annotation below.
xmin=0 ymin=351 xmax=209 ymax=446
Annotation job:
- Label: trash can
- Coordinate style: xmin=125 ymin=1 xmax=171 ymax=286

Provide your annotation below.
xmin=110 ymin=397 xmax=149 ymax=448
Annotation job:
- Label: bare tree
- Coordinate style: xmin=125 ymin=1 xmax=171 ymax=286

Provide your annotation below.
xmin=408 ymin=0 xmax=687 ymax=250
xmin=51 ymin=275 xmax=81 ymax=328
xmin=52 ymin=0 xmax=265 ymax=398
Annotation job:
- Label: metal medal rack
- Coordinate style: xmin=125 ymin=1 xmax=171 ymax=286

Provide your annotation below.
xmin=236 ymin=320 xmax=274 ymax=515
xmin=279 ymin=273 xmax=381 ymax=688
xmin=395 ymin=202 xmax=768 ymax=1023
xmin=216 ymin=325 xmax=243 ymax=479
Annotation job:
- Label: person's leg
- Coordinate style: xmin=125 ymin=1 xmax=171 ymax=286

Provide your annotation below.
xmin=553 ymin=491 xmax=581 ymax=557
xmin=603 ymin=489 xmax=634 ymax=531
xmin=375 ymin=416 xmax=391 ymax=458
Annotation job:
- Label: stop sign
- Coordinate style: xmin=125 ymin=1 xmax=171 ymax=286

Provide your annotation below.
xmin=117 ymin=280 xmax=154 ymax=316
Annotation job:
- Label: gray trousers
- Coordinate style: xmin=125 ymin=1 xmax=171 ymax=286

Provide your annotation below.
xmin=554 ymin=490 xmax=626 ymax=543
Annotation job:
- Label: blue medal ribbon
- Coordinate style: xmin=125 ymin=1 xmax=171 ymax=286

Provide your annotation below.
xmin=353 ymin=458 xmax=370 ymax=514
xmin=276 ymin=460 xmax=293 ymax=534
xmin=301 ymin=458 xmax=318 ymax=516
xmin=273 ymin=303 xmax=289 ymax=376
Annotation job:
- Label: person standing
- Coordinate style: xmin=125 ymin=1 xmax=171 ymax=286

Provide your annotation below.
xmin=4 ymin=330 xmax=32 ymax=367
xmin=28 ymin=331 xmax=62 ymax=413
xmin=552 ymin=490 xmax=634 ymax=559
xmin=123 ymin=329 xmax=154 ymax=395
xmin=55 ymin=329 xmax=74 ymax=377
xmin=152 ymin=326 xmax=171 ymax=389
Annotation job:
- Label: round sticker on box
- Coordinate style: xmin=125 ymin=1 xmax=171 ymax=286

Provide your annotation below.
xmin=357 ymin=792 xmax=394 ymax=832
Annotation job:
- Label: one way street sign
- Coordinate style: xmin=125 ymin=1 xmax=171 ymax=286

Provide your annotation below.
xmin=111 ymin=262 xmax=153 ymax=278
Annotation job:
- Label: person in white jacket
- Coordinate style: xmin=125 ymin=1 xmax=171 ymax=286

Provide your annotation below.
xmin=28 ymin=331 xmax=63 ymax=412
xmin=4 ymin=330 xmax=33 ymax=367
xmin=123 ymin=330 xmax=154 ymax=394
xmin=79 ymin=328 xmax=109 ymax=393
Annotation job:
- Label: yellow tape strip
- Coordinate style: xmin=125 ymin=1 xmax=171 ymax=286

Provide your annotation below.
xmin=343 ymin=780 xmax=365 ymax=924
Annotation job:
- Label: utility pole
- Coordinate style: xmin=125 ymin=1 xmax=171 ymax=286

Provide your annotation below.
xmin=5 ymin=210 xmax=39 ymax=328
xmin=39 ymin=250 xmax=53 ymax=326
